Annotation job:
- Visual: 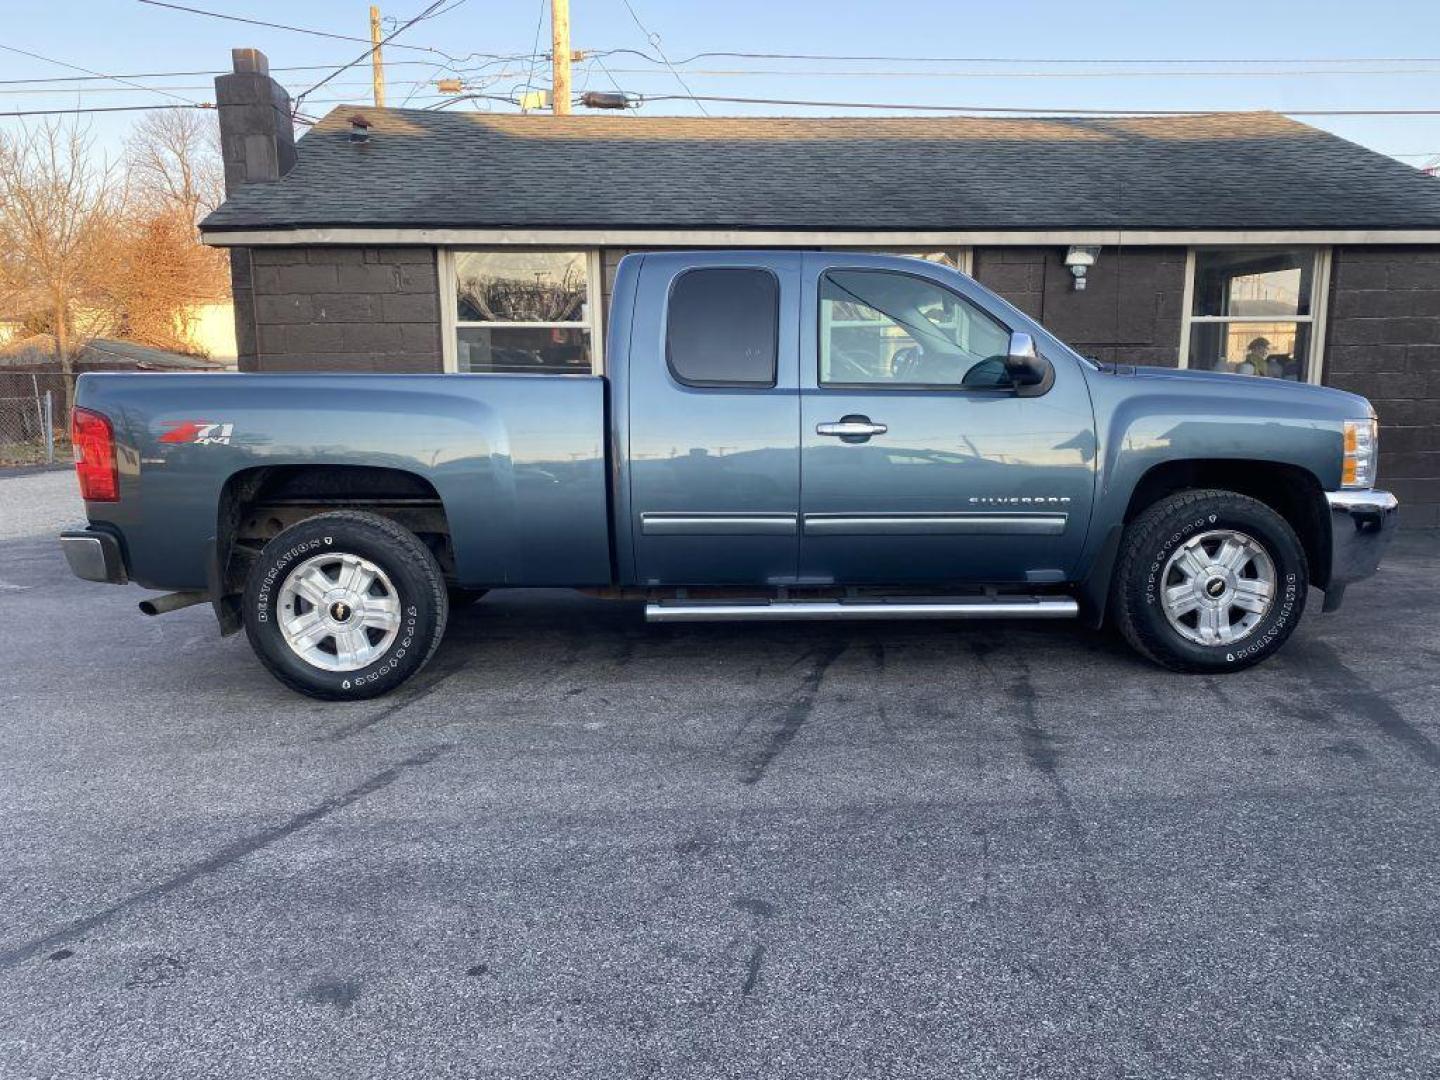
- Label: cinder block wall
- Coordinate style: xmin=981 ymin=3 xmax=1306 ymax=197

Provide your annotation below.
xmin=972 ymin=246 xmax=1187 ymax=367
xmin=1326 ymin=247 xmax=1440 ymax=527
xmin=236 ymin=246 xmax=443 ymax=373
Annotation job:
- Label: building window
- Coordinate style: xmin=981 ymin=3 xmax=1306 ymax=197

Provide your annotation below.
xmin=446 ymin=250 xmax=601 ymax=374
xmin=1180 ymin=248 xmax=1331 ymax=382
xmin=666 ymin=268 xmax=779 ymax=387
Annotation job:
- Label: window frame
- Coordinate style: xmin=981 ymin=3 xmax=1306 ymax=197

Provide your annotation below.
xmin=664 ymin=265 xmax=781 ymax=390
xmin=823 ymin=246 xmax=974 ymax=275
xmin=1177 ymin=246 xmax=1332 ymax=385
xmin=440 ymin=247 xmax=604 ymax=375
xmin=816 ymin=264 xmax=1017 ymax=393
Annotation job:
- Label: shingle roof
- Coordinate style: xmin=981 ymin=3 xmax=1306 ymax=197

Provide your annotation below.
xmin=201 ymin=108 xmax=1440 ymax=233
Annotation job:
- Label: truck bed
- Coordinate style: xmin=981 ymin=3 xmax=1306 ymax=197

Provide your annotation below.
xmin=76 ymin=372 xmax=612 ymax=591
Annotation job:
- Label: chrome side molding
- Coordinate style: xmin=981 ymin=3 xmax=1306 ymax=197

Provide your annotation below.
xmin=646 ymin=596 xmax=1079 ymax=623
xmin=640 ymin=513 xmax=798 ymax=536
xmin=803 ymin=512 xmax=1067 ymax=536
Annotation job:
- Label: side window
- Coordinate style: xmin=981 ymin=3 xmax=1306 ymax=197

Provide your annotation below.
xmin=667 ymin=268 xmax=778 ymax=387
xmin=820 ymin=269 xmax=1011 ymax=388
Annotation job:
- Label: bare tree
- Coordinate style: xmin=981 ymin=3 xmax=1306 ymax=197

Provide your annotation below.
xmin=112 ymin=110 xmax=229 ymax=355
xmin=125 ymin=109 xmax=224 ymax=222
xmin=0 ymin=120 xmax=125 ymax=416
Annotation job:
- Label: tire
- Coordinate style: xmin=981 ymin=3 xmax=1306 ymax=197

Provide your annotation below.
xmin=242 ymin=511 xmax=449 ymax=700
xmin=1111 ymin=489 xmax=1308 ymax=673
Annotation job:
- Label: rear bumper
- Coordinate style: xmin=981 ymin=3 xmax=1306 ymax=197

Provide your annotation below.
xmin=1322 ymin=489 xmax=1398 ymax=612
xmin=59 ymin=528 xmax=128 ymax=585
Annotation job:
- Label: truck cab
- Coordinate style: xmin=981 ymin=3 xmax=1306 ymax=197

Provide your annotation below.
xmin=616 ymin=251 xmax=1095 ymax=589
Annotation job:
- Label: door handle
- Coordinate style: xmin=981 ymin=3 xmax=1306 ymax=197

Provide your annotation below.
xmin=817 ymin=418 xmax=887 ymax=438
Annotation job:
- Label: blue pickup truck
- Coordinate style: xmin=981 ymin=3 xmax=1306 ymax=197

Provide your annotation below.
xmin=61 ymin=251 xmax=1396 ymax=699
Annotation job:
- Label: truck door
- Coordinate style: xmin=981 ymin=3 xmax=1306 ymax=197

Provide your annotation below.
xmin=624 ymin=252 xmax=802 ymax=585
xmin=797 ymin=253 xmax=1096 ymax=585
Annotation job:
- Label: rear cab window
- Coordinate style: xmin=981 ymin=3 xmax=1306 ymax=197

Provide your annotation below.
xmin=667 ymin=268 xmax=779 ymax=388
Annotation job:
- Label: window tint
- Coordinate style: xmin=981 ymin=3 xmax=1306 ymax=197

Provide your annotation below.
xmin=667 ymin=268 xmax=778 ymax=387
xmin=819 ymin=269 xmax=1010 ymax=388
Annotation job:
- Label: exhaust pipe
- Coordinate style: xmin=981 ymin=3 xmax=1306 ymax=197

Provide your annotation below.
xmin=138 ymin=590 xmax=209 ymax=617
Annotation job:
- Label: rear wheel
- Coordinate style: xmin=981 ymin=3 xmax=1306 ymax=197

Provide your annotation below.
xmin=242 ymin=511 xmax=448 ymax=700
xmin=1111 ymin=489 xmax=1307 ymax=672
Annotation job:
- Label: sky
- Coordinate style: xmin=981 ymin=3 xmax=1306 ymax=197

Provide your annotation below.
xmin=3 ymin=0 xmax=1440 ymax=169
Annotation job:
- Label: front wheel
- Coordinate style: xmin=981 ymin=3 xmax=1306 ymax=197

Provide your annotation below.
xmin=1111 ymin=489 xmax=1308 ymax=673
xmin=242 ymin=511 xmax=449 ymax=700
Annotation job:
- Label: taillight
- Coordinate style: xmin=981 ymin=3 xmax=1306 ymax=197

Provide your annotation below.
xmin=71 ymin=407 xmax=118 ymax=502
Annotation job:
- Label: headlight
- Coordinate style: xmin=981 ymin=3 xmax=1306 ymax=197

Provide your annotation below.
xmin=1342 ymin=418 xmax=1378 ymax=489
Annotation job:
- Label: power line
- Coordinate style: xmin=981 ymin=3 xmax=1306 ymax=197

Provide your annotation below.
xmin=0 ymin=60 xmax=485 ymax=86
xmin=0 ymin=42 xmax=199 ymax=106
xmin=0 ymin=103 xmax=206 ymax=117
xmin=600 ymin=65 xmax=1440 ymax=80
xmin=0 ymin=77 xmax=503 ymax=98
xmin=135 ymin=0 xmax=536 ymax=68
xmin=136 ymin=0 xmax=438 ymax=53
xmin=634 ymin=93 xmax=1440 ymax=117
xmin=519 ymin=0 xmax=548 ymax=106
xmin=293 ymin=1 xmax=447 ymax=110
xmin=616 ymin=0 xmax=708 ymax=116
xmin=601 ymin=48 xmax=1440 ymax=66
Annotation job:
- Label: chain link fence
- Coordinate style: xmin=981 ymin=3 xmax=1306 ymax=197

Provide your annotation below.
xmin=0 ymin=373 xmax=67 ymax=467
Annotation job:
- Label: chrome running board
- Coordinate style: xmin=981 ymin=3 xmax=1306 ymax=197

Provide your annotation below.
xmin=645 ymin=596 xmax=1079 ymax=623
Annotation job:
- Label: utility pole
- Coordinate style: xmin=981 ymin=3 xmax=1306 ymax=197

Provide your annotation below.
xmin=369 ymin=5 xmax=386 ymax=107
xmin=550 ymin=0 xmax=571 ymax=115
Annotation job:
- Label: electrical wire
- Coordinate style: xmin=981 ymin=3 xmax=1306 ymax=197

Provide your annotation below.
xmin=292 ymin=1 xmax=447 ymax=110
xmin=596 ymin=47 xmax=1440 ymax=66
xmin=0 ymin=42 xmax=200 ymax=105
xmin=0 ymin=60 xmax=482 ymax=86
xmin=519 ymin=0 xmax=549 ymax=108
xmin=599 ymin=65 xmax=1440 ymax=80
xmin=136 ymin=0 xmax=441 ymax=54
xmin=615 ymin=0 xmax=707 ymax=116
xmin=0 ymin=77 xmax=509 ymax=98
xmin=634 ymin=93 xmax=1440 ymax=117
xmin=135 ymin=0 xmax=539 ymax=69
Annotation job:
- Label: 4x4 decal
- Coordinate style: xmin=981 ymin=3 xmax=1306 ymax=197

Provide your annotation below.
xmin=159 ymin=421 xmax=234 ymax=445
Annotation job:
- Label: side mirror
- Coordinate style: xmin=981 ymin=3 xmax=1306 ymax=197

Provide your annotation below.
xmin=1004 ymin=331 xmax=1051 ymax=388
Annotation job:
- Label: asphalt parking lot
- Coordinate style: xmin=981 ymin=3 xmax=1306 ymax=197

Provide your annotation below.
xmin=2 ymin=476 xmax=1439 ymax=1079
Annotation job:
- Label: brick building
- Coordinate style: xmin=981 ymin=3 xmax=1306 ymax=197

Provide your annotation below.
xmin=202 ymin=50 xmax=1440 ymax=526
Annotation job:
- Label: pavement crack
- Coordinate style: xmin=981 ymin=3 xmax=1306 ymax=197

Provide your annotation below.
xmin=736 ymin=640 xmax=845 ymax=786
xmin=741 ymin=942 xmax=765 ymax=997
xmin=0 ymin=745 xmax=452 ymax=971
xmin=1288 ymin=640 xmax=1440 ymax=769
xmin=317 ymin=658 xmax=468 ymax=743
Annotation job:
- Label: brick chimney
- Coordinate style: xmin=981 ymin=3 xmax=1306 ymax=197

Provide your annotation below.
xmin=214 ymin=48 xmax=296 ymax=193
xmin=213 ymin=48 xmax=296 ymax=371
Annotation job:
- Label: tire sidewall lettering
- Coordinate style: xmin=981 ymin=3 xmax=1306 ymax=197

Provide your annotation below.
xmin=244 ymin=516 xmax=443 ymax=699
xmin=1126 ymin=495 xmax=1307 ymax=670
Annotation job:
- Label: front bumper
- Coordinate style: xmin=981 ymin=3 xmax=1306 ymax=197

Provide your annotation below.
xmin=1322 ymin=489 xmax=1398 ymax=612
xmin=59 ymin=528 xmax=128 ymax=585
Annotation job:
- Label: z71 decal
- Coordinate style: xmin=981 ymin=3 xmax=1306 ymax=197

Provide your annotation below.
xmin=159 ymin=421 xmax=234 ymax=446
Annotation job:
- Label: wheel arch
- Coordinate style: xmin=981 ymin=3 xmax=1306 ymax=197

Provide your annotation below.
xmin=1121 ymin=459 xmax=1331 ymax=589
xmin=212 ymin=464 xmax=454 ymax=632
xmin=1079 ymin=457 xmax=1332 ymax=628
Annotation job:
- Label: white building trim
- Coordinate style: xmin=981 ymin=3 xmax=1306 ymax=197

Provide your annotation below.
xmin=202 ymin=226 xmax=1440 ymax=249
